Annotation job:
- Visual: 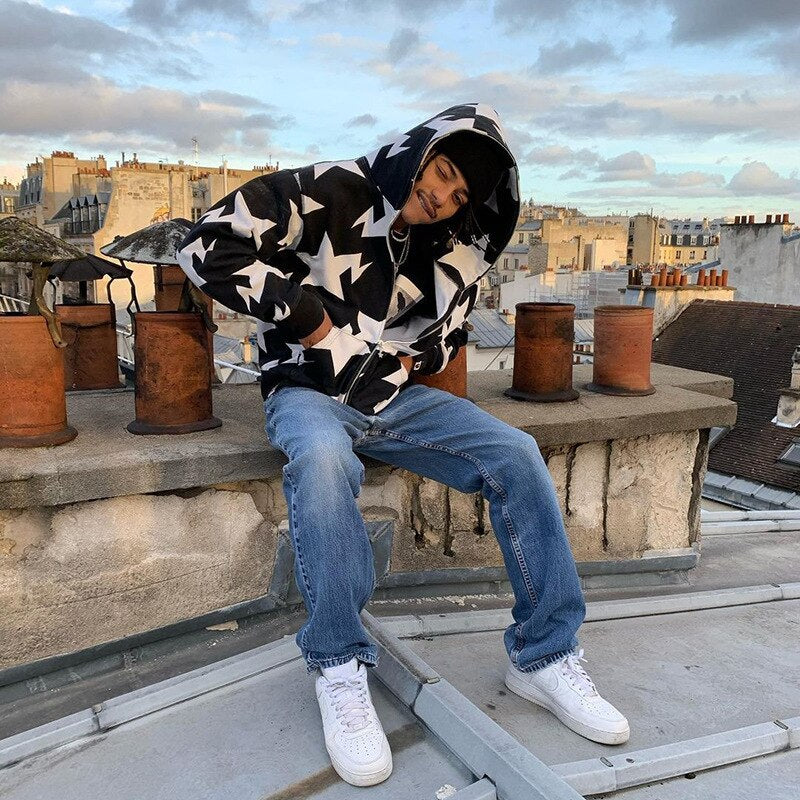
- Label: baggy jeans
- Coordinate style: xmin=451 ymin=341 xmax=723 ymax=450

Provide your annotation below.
xmin=264 ymin=383 xmax=585 ymax=675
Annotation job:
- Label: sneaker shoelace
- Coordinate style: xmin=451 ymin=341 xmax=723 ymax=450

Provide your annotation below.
xmin=325 ymin=676 xmax=373 ymax=733
xmin=560 ymin=649 xmax=598 ymax=697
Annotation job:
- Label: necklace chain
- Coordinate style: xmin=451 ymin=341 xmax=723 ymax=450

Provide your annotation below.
xmin=389 ymin=226 xmax=410 ymax=266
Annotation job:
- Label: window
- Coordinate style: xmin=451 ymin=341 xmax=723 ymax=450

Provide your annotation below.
xmin=503 ymin=257 xmax=508 ymax=268
xmin=676 ymin=250 xmax=682 ymax=259
xmin=778 ymin=442 xmax=800 ymax=466
xmin=518 ymin=233 xmax=524 ymax=244
xmin=191 ymin=207 xmax=202 ymax=222
xmin=703 ymin=250 xmax=708 ymax=259
xmin=689 ymin=250 xmax=696 ymax=261
xmin=690 ymin=236 xmax=697 ymax=245
xmin=498 ymin=360 xmax=506 ymax=370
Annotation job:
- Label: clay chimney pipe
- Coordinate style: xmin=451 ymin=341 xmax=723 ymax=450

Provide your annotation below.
xmin=783 ymin=213 xmax=790 ymax=224
xmin=587 ymin=306 xmax=655 ymax=397
xmin=503 ymin=302 xmax=579 ymax=403
xmin=766 ymin=214 xmax=773 ymax=224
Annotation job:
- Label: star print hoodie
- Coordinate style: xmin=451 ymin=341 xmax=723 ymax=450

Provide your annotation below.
xmin=176 ymin=103 xmax=520 ymax=415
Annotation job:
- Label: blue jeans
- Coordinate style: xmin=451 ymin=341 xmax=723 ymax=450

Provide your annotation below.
xmin=263 ymin=383 xmax=585 ymax=674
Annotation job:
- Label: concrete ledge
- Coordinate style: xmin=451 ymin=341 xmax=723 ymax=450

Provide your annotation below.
xmin=1 ymin=363 xmax=736 ymax=509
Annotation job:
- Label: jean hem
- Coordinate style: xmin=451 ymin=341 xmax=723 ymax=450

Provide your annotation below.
xmin=304 ymin=649 xmax=379 ymax=675
xmin=513 ymin=645 xmax=577 ymax=673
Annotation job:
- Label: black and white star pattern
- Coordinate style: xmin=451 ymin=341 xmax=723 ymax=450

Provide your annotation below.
xmin=177 ymin=104 xmax=520 ymax=415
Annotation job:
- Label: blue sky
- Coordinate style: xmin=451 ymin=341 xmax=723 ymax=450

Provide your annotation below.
xmin=1 ymin=0 xmax=798 ymax=217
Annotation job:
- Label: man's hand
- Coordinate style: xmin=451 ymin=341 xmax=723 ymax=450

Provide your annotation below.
xmin=299 ymin=310 xmax=333 ymax=348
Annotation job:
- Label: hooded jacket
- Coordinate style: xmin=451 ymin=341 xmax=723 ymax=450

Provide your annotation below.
xmin=176 ymin=103 xmax=520 ymax=416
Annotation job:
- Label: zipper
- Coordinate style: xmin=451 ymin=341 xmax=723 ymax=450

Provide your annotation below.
xmin=343 ymin=340 xmax=384 ymax=405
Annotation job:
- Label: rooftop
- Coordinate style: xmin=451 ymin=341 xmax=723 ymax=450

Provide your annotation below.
xmin=1 ymin=513 xmax=797 ymax=799
xmin=653 ymin=299 xmax=800 ymax=493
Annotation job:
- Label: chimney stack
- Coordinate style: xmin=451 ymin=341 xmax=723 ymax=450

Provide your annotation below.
xmin=783 ymin=213 xmax=790 ymax=224
xmin=766 ymin=214 xmax=772 ymax=224
xmin=734 ymin=215 xmax=741 ymax=224
xmin=775 ymin=346 xmax=800 ymax=428
xmin=748 ymin=215 xmax=755 ymax=224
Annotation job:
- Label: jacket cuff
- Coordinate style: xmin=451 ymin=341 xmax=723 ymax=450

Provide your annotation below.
xmin=411 ymin=348 xmax=442 ymax=375
xmin=276 ymin=288 xmax=326 ymax=340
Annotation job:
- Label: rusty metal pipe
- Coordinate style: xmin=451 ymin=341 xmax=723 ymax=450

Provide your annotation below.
xmin=0 ymin=314 xmax=77 ymax=447
xmin=127 ymin=312 xmax=221 ymax=435
xmin=56 ymin=303 xmax=122 ymax=391
xmin=586 ymin=306 xmax=655 ymax=396
xmin=504 ymin=302 xmax=579 ymax=402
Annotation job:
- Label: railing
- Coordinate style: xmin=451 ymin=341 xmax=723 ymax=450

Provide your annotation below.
xmin=0 ymin=293 xmax=28 ymax=312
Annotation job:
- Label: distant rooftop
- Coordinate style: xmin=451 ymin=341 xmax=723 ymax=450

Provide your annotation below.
xmin=468 ymin=308 xmax=515 ymax=349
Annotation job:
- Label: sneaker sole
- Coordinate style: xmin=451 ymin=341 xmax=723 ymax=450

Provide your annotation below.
xmin=504 ymin=667 xmax=630 ymax=746
xmin=328 ymin=748 xmax=393 ymax=787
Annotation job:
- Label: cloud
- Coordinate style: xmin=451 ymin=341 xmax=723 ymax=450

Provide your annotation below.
xmin=666 ymin=0 xmax=800 ymax=44
xmin=531 ymin=37 xmax=621 ymax=74
xmin=596 ymin=151 xmax=656 ymax=181
xmin=0 ymin=76 xmax=290 ymax=156
xmin=495 ymin=0 xmax=800 ymax=46
xmin=558 ymin=167 xmax=587 ymax=180
xmin=387 ymin=27 xmax=420 ymax=64
xmin=345 ymin=113 xmax=378 ymax=127
xmin=761 ymin=28 xmax=800 ymax=73
xmin=571 ymin=159 xmax=798 ymax=200
xmin=0 ymin=0 xmax=150 ymax=53
xmin=0 ymin=0 xmax=196 ymax=82
xmin=525 ymin=144 xmax=599 ymax=166
xmin=198 ymin=90 xmax=269 ymax=109
xmin=727 ymin=161 xmax=800 ymax=195
xmin=292 ymin=0 xmax=465 ymax=20
xmin=125 ymin=0 xmax=264 ymax=31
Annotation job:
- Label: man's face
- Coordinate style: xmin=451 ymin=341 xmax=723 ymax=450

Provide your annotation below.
xmin=399 ymin=152 xmax=470 ymax=226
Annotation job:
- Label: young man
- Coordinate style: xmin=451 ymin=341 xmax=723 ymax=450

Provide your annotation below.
xmin=177 ymin=104 xmax=629 ymax=788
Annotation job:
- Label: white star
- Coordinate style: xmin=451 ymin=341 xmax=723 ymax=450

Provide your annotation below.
xmin=438 ymin=244 xmax=484 ymax=287
xmin=313 ymin=160 xmax=364 ymax=180
xmin=469 ymin=103 xmax=501 ymax=126
xmin=177 ymin=236 xmax=216 ymax=287
xmin=297 ymin=232 xmax=366 ymax=301
xmin=230 ymin=258 xmax=288 ymax=311
xmin=356 ymin=310 xmax=384 ymax=341
xmin=384 ymin=133 xmax=412 ymax=158
xmin=351 ymin=196 xmax=397 ymax=240
xmin=277 ymin=199 xmax=303 ymax=248
xmin=302 ymin=194 xmax=324 ymax=214
xmin=422 ymin=114 xmax=476 ymax=141
xmin=202 ymin=191 xmax=275 ymax=246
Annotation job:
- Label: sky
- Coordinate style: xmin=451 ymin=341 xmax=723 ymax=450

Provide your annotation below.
xmin=1 ymin=0 xmax=799 ymax=218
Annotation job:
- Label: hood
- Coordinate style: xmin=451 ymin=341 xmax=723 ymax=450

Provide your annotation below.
xmin=365 ymin=103 xmax=520 ymax=268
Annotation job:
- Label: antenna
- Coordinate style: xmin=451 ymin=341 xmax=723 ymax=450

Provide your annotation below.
xmin=192 ymin=137 xmax=198 ymax=178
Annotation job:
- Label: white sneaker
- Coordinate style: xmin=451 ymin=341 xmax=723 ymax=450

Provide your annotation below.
xmin=505 ymin=649 xmax=630 ymax=745
xmin=315 ymin=658 xmax=393 ymax=786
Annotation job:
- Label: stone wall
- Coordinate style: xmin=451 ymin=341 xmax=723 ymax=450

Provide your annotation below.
xmin=0 ymin=429 xmax=702 ymax=669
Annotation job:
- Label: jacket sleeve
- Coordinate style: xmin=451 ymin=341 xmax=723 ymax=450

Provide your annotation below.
xmin=176 ymin=172 xmax=326 ymax=341
xmin=411 ymin=323 xmax=470 ymax=375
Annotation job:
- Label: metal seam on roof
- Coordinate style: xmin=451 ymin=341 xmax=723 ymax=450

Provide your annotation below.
xmin=552 ymin=718 xmax=798 ymax=796
xmin=380 ymin=582 xmax=797 ymax=639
